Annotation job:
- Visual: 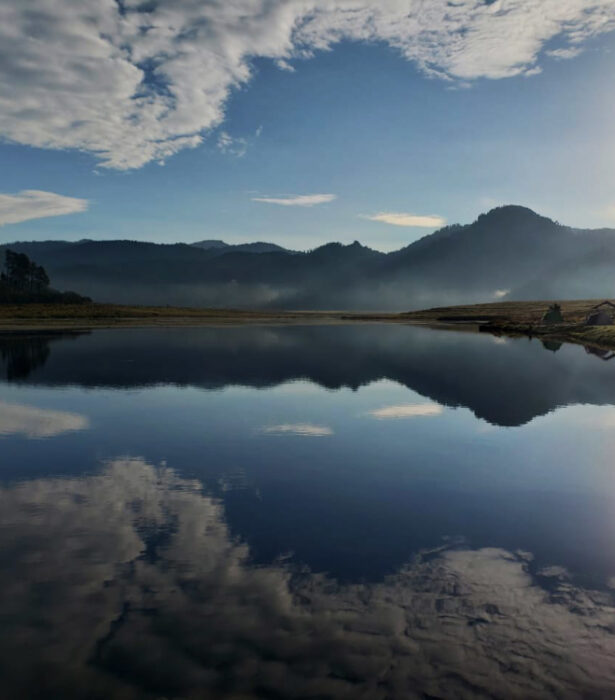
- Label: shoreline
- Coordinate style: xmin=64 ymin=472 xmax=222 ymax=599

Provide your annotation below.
xmin=2 ymin=300 xmax=615 ymax=351
xmin=0 ymin=304 xmax=408 ymax=331
xmin=403 ymin=300 xmax=615 ymax=352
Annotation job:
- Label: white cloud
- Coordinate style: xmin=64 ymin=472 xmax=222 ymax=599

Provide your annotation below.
xmin=261 ymin=423 xmax=333 ymax=436
xmin=367 ymin=403 xmax=443 ymax=419
xmin=0 ymin=1 xmax=613 ymax=169
xmin=0 ymin=190 xmax=89 ymax=227
xmin=252 ymin=194 xmax=337 ymax=207
xmin=547 ymin=47 xmax=583 ymax=59
xmin=0 ymin=401 xmax=89 ymax=438
xmin=363 ymin=212 xmax=446 ymax=228
xmin=275 ymin=59 xmax=296 ymax=72
xmin=494 ymin=289 xmax=510 ymax=299
xmin=523 ymin=65 xmax=544 ymax=77
xmin=217 ymin=131 xmax=248 ymax=158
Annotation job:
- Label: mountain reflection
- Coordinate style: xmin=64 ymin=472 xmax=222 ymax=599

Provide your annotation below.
xmin=1 ymin=459 xmax=615 ymax=699
xmin=3 ymin=325 xmax=615 ymax=425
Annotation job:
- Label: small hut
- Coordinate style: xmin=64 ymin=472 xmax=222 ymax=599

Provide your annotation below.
xmin=585 ymin=301 xmax=615 ymax=326
xmin=542 ymin=303 xmax=563 ymax=324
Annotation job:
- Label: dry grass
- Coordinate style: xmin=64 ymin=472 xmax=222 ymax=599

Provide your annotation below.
xmin=0 ymin=303 xmax=282 ymax=320
xmin=3 ymin=300 xmax=615 ymax=350
xmin=404 ymin=299 xmax=615 ymax=325
xmin=0 ymin=303 xmax=402 ymax=330
xmin=404 ymin=299 xmax=615 ymax=350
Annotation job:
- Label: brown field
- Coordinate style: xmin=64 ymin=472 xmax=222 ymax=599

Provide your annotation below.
xmin=2 ymin=300 xmax=615 ymax=350
xmin=404 ymin=299 xmax=615 ymax=350
xmin=403 ymin=299 xmax=615 ymax=324
xmin=0 ymin=303 xmax=402 ymax=330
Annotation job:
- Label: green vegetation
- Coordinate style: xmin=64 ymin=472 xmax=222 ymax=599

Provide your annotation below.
xmin=0 ymin=250 xmax=90 ymax=304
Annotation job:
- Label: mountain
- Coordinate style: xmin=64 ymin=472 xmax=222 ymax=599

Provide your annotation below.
xmin=191 ymin=239 xmax=228 ymax=250
xmin=3 ymin=206 xmax=615 ymax=309
xmin=191 ymin=240 xmax=292 ymax=254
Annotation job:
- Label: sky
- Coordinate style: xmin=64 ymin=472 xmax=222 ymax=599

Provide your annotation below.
xmin=1 ymin=1 xmax=615 ymax=252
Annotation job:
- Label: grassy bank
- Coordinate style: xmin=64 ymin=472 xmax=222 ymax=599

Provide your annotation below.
xmin=404 ymin=299 xmax=615 ymax=350
xmin=4 ymin=300 xmax=615 ymax=351
xmin=0 ymin=303 xmax=403 ymax=330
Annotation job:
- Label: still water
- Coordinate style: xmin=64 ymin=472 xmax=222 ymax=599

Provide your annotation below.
xmin=2 ymin=324 xmax=615 ymax=698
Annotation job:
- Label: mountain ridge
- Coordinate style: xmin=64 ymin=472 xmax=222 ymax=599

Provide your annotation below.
xmin=3 ymin=206 xmax=615 ymax=309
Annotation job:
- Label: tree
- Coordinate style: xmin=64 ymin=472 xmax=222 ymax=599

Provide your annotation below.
xmin=3 ymin=250 xmax=30 ymax=289
xmin=2 ymin=250 xmax=50 ymax=293
xmin=30 ymin=262 xmax=50 ymax=293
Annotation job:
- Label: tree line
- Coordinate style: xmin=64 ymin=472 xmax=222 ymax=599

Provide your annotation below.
xmin=0 ymin=249 xmax=90 ymax=304
xmin=1 ymin=250 xmax=50 ymax=293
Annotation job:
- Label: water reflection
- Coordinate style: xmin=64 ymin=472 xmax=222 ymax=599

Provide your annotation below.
xmin=0 ymin=400 xmax=89 ymax=438
xmin=3 ymin=325 xmax=615 ymax=426
xmin=585 ymin=345 xmax=615 ymax=361
xmin=1 ymin=458 xmax=614 ymax=699
xmin=0 ymin=330 xmax=88 ymax=381
xmin=367 ymin=402 xmax=443 ymax=419
xmin=542 ymin=339 xmax=563 ymax=353
xmin=261 ymin=423 xmax=334 ymax=436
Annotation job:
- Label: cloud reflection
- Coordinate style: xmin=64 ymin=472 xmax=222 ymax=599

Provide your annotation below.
xmin=262 ymin=423 xmax=334 ymax=437
xmin=1 ymin=459 xmax=615 ymax=698
xmin=367 ymin=403 xmax=443 ymax=419
xmin=0 ymin=400 xmax=89 ymax=438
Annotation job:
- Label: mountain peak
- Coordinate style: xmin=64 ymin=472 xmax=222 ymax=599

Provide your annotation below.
xmin=191 ymin=240 xmax=229 ymax=250
xmin=477 ymin=205 xmax=553 ymax=226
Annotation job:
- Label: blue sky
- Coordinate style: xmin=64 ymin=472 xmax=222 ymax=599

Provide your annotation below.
xmin=1 ymin=1 xmax=615 ymax=251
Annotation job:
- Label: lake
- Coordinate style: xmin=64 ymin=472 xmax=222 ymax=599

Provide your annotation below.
xmin=2 ymin=324 xmax=615 ymax=698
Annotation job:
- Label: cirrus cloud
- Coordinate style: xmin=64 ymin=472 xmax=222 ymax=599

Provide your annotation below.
xmin=0 ymin=1 xmax=613 ymax=170
xmin=362 ymin=212 xmax=446 ymax=228
xmin=252 ymin=194 xmax=337 ymax=207
xmin=0 ymin=190 xmax=89 ymax=227
xmin=217 ymin=131 xmax=248 ymax=158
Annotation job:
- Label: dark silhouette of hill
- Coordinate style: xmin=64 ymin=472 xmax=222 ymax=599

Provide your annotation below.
xmin=191 ymin=240 xmax=292 ymax=254
xmin=191 ymin=239 xmax=228 ymax=250
xmin=4 ymin=324 xmax=615 ymax=427
xmin=3 ymin=206 xmax=615 ymax=308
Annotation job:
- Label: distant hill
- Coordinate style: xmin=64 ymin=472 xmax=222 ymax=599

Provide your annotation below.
xmin=191 ymin=240 xmax=292 ymax=254
xmin=3 ymin=206 xmax=615 ymax=309
xmin=190 ymin=239 xmax=228 ymax=250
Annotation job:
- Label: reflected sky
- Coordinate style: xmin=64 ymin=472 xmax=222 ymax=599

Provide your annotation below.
xmin=2 ymin=326 xmax=615 ymax=697
xmin=367 ymin=402 xmax=444 ymax=419
xmin=1 ymin=458 xmax=615 ymax=699
xmin=261 ymin=423 xmax=334 ymax=436
xmin=0 ymin=400 xmax=89 ymax=438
